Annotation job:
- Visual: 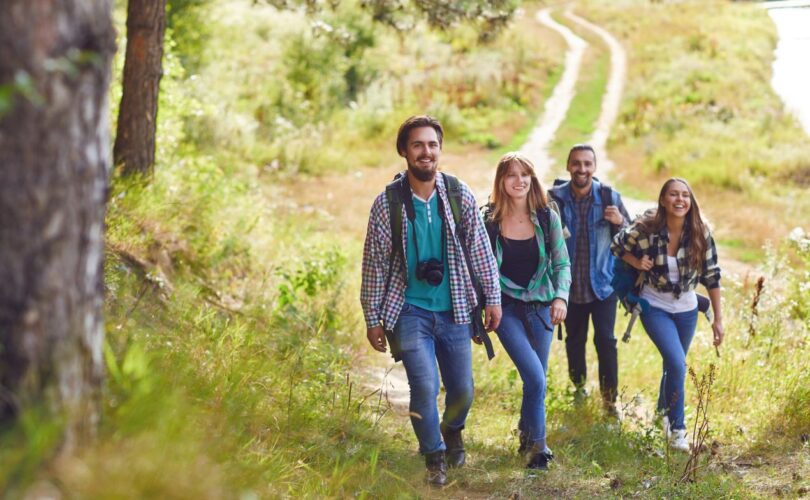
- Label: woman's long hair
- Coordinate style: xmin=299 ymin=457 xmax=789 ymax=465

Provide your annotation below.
xmin=489 ymin=152 xmax=548 ymax=223
xmin=638 ymin=177 xmax=709 ymax=271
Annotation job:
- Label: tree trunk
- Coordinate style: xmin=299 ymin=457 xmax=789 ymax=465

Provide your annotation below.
xmin=0 ymin=0 xmax=116 ymax=451
xmin=114 ymin=0 xmax=167 ymax=177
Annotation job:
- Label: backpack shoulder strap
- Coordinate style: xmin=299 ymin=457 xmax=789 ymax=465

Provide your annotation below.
xmin=536 ymin=206 xmax=552 ymax=257
xmin=442 ymin=173 xmax=463 ymax=226
xmin=481 ymin=204 xmax=498 ymax=252
xmin=385 ymin=177 xmax=406 ymax=263
xmin=600 ymin=182 xmax=619 ymax=236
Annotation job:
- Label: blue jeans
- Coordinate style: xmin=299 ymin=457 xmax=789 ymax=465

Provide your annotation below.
xmin=495 ymin=302 xmax=554 ymax=447
xmin=640 ymin=306 xmax=698 ymax=430
xmin=394 ymin=303 xmax=474 ymax=455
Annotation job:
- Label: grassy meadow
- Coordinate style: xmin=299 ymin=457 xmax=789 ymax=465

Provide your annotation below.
xmin=1 ymin=0 xmax=809 ymax=497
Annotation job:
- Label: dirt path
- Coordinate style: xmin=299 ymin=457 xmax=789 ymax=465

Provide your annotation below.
xmin=519 ymin=8 xmax=587 ymax=175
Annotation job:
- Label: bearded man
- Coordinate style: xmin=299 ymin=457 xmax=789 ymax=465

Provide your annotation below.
xmin=360 ymin=115 xmax=501 ymax=486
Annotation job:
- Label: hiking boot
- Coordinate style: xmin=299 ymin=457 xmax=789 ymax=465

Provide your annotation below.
xmin=669 ymin=429 xmax=690 ymax=453
xmin=526 ymin=444 xmax=554 ymax=471
xmin=425 ymin=451 xmax=447 ymax=486
xmin=441 ymin=425 xmax=466 ymax=468
xmin=603 ymin=400 xmax=623 ymax=421
xmin=573 ymin=386 xmax=589 ymax=405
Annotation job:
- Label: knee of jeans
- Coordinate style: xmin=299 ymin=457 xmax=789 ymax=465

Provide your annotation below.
xmin=523 ymin=370 xmax=546 ymax=396
xmin=664 ymin=359 xmax=687 ymax=380
xmin=409 ymin=377 xmax=439 ymax=403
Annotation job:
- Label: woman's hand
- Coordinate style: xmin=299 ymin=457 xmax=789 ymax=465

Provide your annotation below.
xmin=636 ymin=255 xmax=653 ymax=271
xmin=712 ymin=319 xmax=724 ymax=346
xmin=550 ymin=298 xmax=567 ymax=326
xmin=621 ymin=253 xmax=653 ymax=272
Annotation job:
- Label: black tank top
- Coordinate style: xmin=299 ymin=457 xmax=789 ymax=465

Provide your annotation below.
xmin=499 ymin=235 xmax=540 ymax=289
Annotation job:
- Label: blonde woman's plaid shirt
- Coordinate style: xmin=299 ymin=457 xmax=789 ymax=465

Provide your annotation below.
xmin=360 ymin=174 xmax=501 ymax=330
xmin=611 ymin=222 xmax=721 ymax=297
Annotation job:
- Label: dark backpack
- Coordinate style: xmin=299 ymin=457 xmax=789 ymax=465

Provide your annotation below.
xmin=548 ymin=177 xmax=619 ymax=236
xmin=480 ymin=203 xmax=554 ymax=257
xmin=383 ymin=172 xmax=495 ymax=360
xmin=385 ymin=172 xmax=463 ymax=269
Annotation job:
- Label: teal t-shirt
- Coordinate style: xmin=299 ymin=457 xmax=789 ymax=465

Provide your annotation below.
xmin=404 ymin=191 xmax=452 ymax=311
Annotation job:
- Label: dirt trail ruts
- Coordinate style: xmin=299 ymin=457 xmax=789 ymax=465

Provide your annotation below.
xmin=519 ymin=8 xmax=587 ymax=176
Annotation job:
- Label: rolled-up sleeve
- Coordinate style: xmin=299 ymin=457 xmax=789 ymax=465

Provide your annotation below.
xmin=611 ymin=222 xmax=643 ymax=258
xmin=700 ymin=232 xmax=721 ymax=290
xmin=549 ymin=210 xmax=571 ymax=303
xmin=360 ymin=194 xmax=389 ymax=329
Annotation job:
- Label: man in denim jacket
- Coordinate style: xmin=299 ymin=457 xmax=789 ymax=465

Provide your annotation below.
xmin=548 ymin=144 xmax=630 ymax=416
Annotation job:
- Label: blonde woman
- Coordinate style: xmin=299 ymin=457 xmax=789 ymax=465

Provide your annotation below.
xmin=483 ymin=152 xmax=571 ymax=470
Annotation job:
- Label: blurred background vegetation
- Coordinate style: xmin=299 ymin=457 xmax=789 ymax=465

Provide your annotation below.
xmin=1 ymin=0 xmax=808 ymax=497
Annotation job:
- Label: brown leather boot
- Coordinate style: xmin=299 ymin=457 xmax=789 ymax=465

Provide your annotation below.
xmin=440 ymin=425 xmax=466 ymax=468
xmin=424 ymin=451 xmax=447 ymax=486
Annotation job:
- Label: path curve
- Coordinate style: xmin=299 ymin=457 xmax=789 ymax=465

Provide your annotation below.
xmin=519 ymin=9 xmax=588 ymax=175
xmin=562 ymin=10 xmax=653 ymax=218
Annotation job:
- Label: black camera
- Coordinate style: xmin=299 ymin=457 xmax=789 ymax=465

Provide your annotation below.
xmin=416 ymin=258 xmax=444 ymax=286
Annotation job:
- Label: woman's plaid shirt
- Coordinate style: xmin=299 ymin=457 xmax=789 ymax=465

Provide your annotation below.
xmin=611 ymin=221 xmax=721 ymax=298
xmin=360 ymin=174 xmax=501 ymax=330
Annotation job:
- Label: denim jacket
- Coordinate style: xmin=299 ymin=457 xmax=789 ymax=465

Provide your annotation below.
xmin=549 ymin=179 xmax=630 ymax=301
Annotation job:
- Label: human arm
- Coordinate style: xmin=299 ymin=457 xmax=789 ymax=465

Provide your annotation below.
xmin=700 ymin=232 xmax=723 ymax=346
xmin=548 ymin=210 xmax=570 ymax=320
xmin=360 ymin=194 xmax=392 ymax=341
xmin=708 ymin=286 xmax=723 ymax=346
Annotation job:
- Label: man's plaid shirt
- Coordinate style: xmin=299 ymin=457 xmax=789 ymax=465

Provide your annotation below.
xmin=361 ymin=174 xmax=501 ymax=330
xmin=611 ymin=222 xmax=721 ymax=298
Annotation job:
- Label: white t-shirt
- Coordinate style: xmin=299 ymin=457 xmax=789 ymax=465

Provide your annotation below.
xmin=640 ymin=256 xmax=697 ymax=313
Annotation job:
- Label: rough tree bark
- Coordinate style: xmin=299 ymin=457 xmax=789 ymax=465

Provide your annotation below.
xmin=114 ymin=0 xmax=167 ymax=176
xmin=0 ymin=0 xmax=116 ymax=451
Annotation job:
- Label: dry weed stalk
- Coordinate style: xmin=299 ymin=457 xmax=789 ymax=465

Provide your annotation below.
xmin=747 ymin=276 xmax=765 ymax=341
xmin=681 ymin=364 xmax=717 ymax=483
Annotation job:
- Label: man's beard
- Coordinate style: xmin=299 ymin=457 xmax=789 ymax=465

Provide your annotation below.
xmin=407 ymin=159 xmax=437 ymax=182
xmin=572 ymin=175 xmax=591 ymax=189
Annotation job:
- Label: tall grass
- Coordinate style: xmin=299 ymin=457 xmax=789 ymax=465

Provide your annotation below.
xmin=576 ymin=0 xmax=810 ymax=252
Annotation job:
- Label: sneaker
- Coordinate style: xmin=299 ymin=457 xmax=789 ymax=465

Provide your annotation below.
xmin=425 ymin=451 xmax=447 ymax=486
xmin=669 ymin=429 xmax=690 ymax=453
xmin=573 ymin=387 xmax=589 ymax=405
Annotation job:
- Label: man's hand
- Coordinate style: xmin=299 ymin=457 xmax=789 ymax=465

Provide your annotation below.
xmin=367 ymin=325 xmax=387 ymax=353
xmin=604 ymin=206 xmax=624 ymax=225
xmin=484 ymin=304 xmax=502 ymax=332
xmin=550 ymin=298 xmax=567 ymax=326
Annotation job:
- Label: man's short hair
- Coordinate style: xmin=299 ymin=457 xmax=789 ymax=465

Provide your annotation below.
xmin=566 ymin=143 xmax=597 ymax=165
xmin=396 ymin=115 xmax=444 ymax=156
